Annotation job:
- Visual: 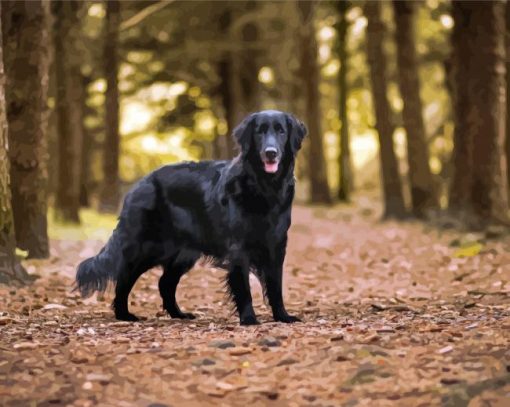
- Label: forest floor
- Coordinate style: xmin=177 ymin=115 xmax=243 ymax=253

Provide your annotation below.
xmin=0 ymin=203 xmax=509 ymax=407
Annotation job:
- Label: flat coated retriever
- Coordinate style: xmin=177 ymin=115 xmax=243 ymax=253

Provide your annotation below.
xmin=76 ymin=110 xmax=306 ymax=325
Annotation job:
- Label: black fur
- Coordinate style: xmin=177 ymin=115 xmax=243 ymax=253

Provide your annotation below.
xmin=76 ymin=110 xmax=307 ymax=325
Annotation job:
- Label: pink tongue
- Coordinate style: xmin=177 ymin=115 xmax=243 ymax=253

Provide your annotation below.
xmin=264 ymin=162 xmax=279 ymax=173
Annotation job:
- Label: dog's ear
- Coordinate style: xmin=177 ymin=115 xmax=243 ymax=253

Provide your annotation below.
xmin=233 ymin=113 xmax=256 ymax=153
xmin=286 ymin=113 xmax=307 ymax=154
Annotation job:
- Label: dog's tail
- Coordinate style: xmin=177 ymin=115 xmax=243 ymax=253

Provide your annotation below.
xmin=75 ymin=232 xmax=121 ymax=298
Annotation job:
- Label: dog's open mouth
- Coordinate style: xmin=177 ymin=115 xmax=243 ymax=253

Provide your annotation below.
xmin=263 ymin=160 xmax=279 ymax=173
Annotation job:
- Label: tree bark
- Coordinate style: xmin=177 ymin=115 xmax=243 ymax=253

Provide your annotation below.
xmin=217 ymin=9 xmax=237 ymax=159
xmin=336 ymin=0 xmax=352 ymax=202
xmin=219 ymin=2 xmax=261 ymax=158
xmin=80 ymin=74 xmax=92 ymax=207
xmin=2 ymin=1 xmax=50 ymax=258
xmin=99 ymin=0 xmax=121 ymax=213
xmin=506 ymin=1 xmax=510 ymax=203
xmin=449 ymin=2 xmax=474 ymax=213
xmin=393 ymin=1 xmax=437 ymax=217
xmin=0 ymin=5 xmax=32 ymax=285
xmin=238 ymin=1 xmax=261 ymax=118
xmin=451 ymin=1 xmax=508 ymax=223
xmin=365 ymin=1 xmax=407 ymax=219
xmin=53 ymin=1 xmax=84 ymax=223
xmin=297 ymin=1 xmax=331 ymax=204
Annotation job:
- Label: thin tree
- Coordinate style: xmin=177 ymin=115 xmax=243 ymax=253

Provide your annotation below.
xmin=506 ymin=1 xmax=510 ymax=201
xmin=53 ymin=1 xmax=85 ymax=223
xmin=1 ymin=1 xmax=50 ymax=258
xmin=80 ymin=74 xmax=93 ymax=207
xmin=393 ymin=1 xmax=437 ymax=217
xmin=336 ymin=0 xmax=352 ymax=202
xmin=450 ymin=1 xmax=509 ymax=224
xmin=217 ymin=8 xmax=237 ymax=158
xmin=237 ymin=1 xmax=261 ymax=119
xmin=100 ymin=0 xmax=121 ymax=213
xmin=365 ymin=1 xmax=407 ymax=219
xmin=297 ymin=1 xmax=331 ymax=204
xmin=0 ymin=6 xmax=32 ymax=285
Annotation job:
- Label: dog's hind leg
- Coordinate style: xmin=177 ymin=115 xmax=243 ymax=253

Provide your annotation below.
xmin=159 ymin=250 xmax=200 ymax=319
xmin=112 ymin=266 xmax=144 ymax=321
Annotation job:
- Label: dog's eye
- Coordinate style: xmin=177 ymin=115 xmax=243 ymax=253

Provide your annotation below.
xmin=275 ymin=124 xmax=285 ymax=134
xmin=258 ymin=124 xmax=269 ymax=134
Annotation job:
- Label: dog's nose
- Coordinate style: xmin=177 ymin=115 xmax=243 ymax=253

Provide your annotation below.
xmin=265 ymin=148 xmax=277 ymax=161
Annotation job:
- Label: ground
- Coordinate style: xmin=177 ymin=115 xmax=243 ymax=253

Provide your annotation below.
xmin=0 ymin=204 xmax=509 ymax=407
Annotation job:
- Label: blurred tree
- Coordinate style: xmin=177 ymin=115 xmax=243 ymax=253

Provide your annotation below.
xmin=336 ymin=0 xmax=352 ymax=202
xmin=99 ymin=0 xmax=121 ymax=213
xmin=237 ymin=1 xmax=262 ymax=119
xmin=80 ymin=74 xmax=93 ymax=207
xmin=216 ymin=7 xmax=237 ymax=158
xmin=393 ymin=1 xmax=437 ymax=217
xmin=53 ymin=1 xmax=85 ymax=223
xmin=297 ymin=0 xmax=330 ymax=204
xmin=450 ymin=1 xmax=508 ymax=224
xmin=506 ymin=1 xmax=510 ymax=200
xmin=0 ymin=7 xmax=31 ymax=285
xmin=2 ymin=0 xmax=50 ymax=258
xmin=365 ymin=1 xmax=407 ymax=219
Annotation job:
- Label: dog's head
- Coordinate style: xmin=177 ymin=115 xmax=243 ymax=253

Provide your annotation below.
xmin=233 ymin=110 xmax=307 ymax=174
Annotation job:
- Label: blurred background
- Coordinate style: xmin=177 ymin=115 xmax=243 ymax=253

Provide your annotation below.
xmin=1 ymin=0 xmax=509 ymax=272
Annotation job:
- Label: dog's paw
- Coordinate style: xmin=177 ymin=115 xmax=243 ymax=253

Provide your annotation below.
xmin=240 ymin=315 xmax=260 ymax=326
xmin=115 ymin=312 xmax=140 ymax=322
xmin=275 ymin=314 xmax=301 ymax=323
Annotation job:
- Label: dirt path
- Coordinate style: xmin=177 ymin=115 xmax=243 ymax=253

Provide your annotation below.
xmin=1 ymin=205 xmax=509 ymax=406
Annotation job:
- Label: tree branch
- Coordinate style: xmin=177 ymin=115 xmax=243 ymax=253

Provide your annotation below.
xmin=120 ymin=1 xmax=175 ymax=32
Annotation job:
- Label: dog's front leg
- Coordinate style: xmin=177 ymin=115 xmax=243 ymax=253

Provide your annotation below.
xmin=262 ymin=243 xmax=301 ymax=323
xmin=227 ymin=257 xmax=259 ymax=326
xmin=264 ymin=265 xmax=301 ymax=323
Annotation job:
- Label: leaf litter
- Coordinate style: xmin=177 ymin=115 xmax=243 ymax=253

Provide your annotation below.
xmin=0 ymin=205 xmax=509 ymax=406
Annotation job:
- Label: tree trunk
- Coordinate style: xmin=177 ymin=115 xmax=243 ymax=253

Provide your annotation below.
xmin=449 ymin=2 xmax=474 ymax=213
xmin=336 ymin=0 xmax=352 ymax=202
xmin=364 ymin=1 xmax=407 ymax=219
xmin=0 ymin=6 xmax=31 ymax=285
xmin=221 ymin=2 xmax=261 ymax=158
xmin=506 ymin=1 xmax=510 ymax=203
xmin=80 ymin=74 xmax=93 ymax=207
xmin=393 ymin=1 xmax=437 ymax=217
xmin=297 ymin=1 xmax=331 ymax=204
xmin=238 ymin=1 xmax=261 ymax=118
xmin=53 ymin=1 xmax=84 ymax=223
xmin=2 ymin=1 xmax=50 ymax=258
xmin=99 ymin=0 xmax=121 ymax=213
xmin=451 ymin=1 xmax=508 ymax=223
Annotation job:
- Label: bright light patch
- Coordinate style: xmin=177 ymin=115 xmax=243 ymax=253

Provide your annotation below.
xmin=168 ymin=82 xmax=188 ymax=97
xmin=258 ymin=67 xmax=274 ymax=84
xmin=119 ymin=64 xmax=135 ymax=79
xmin=319 ymin=26 xmax=335 ymax=41
xmin=429 ymin=156 xmax=442 ymax=175
xmin=440 ymin=14 xmax=454 ymax=29
xmin=322 ymin=60 xmax=340 ymax=77
xmin=121 ymin=101 xmax=153 ymax=135
xmin=88 ymin=3 xmax=105 ymax=18
xmin=392 ymin=97 xmax=403 ymax=112
xmin=352 ymin=17 xmax=367 ymax=36
xmin=141 ymin=135 xmax=159 ymax=153
xmin=196 ymin=115 xmax=216 ymax=133
xmin=346 ymin=7 xmax=362 ymax=23
xmin=90 ymin=79 xmax=106 ymax=93
xmin=319 ymin=44 xmax=331 ymax=63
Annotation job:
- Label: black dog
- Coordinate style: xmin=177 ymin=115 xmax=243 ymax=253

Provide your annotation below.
xmin=76 ymin=110 xmax=306 ymax=325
